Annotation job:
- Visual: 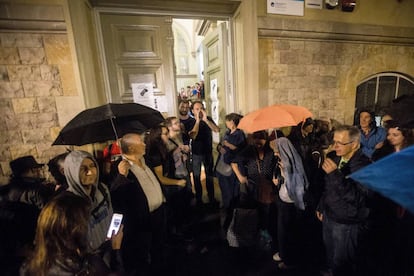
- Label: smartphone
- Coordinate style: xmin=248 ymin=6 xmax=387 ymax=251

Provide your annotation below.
xmin=106 ymin=213 xmax=123 ymax=239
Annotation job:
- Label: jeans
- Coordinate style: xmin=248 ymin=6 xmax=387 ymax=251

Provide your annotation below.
xmin=192 ymin=153 xmax=215 ymax=203
xmin=217 ymin=172 xmax=239 ymax=209
xmin=322 ymin=215 xmax=363 ymax=275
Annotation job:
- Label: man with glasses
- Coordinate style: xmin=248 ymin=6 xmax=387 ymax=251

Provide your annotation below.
xmin=316 ymin=125 xmax=372 ymax=276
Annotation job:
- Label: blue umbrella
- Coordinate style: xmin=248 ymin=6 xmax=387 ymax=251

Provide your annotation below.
xmin=350 ymin=145 xmax=414 ymax=213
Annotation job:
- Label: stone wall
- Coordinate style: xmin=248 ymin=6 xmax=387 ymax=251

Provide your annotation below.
xmin=259 ymin=38 xmax=414 ymax=125
xmin=0 ymin=32 xmax=82 ymax=184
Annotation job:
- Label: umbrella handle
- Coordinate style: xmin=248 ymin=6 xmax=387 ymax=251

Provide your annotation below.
xmin=110 ymin=117 xmax=119 ymax=141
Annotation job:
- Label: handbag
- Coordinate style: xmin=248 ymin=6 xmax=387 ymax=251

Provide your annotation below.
xmin=227 ymin=183 xmax=259 ymax=247
xmin=215 ymin=154 xmax=233 ymax=176
xmin=169 ymin=139 xmax=189 ymax=178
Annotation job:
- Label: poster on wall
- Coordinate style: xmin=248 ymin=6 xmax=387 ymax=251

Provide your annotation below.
xmin=211 ymin=100 xmax=220 ymax=143
xmin=267 ymin=0 xmax=304 ymax=16
xmin=132 ymin=83 xmax=168 ymax=113
xmin=210 ymin=78 xmax=218 ymax=101
xmin=210 ymin=78 xmax=220 ymax=143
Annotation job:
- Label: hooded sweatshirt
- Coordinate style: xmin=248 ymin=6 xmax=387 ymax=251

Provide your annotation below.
xmin=64 ymin=150 xmax=113 ymax=251
xmin=276 ymin=137 xmax=309 ymax=210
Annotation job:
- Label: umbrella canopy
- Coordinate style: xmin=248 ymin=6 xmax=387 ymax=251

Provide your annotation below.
xmin=238 ymin=104 xmax=313 ymax=133
xmin=53 ymin=103 xmax=164 ymax=146
xmin=349 ymin=145 xmax=414 ymax=214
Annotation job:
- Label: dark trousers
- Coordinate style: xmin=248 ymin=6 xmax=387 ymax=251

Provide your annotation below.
xmin=322 ymin=215 xmax=363 ymax=276
xmin=276 ymin=197 xmax=302 ymax=266
xmin=192 ymin=153 xmax=215 ymax=203
xmin=122 ymin=205 xmax=167 ymax=276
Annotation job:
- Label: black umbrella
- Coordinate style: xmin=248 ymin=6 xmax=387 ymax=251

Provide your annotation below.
xmin=389 ymin=94 xmax=414 ymax=128
xmin=53 ymin=103 xmax=164 ymax=146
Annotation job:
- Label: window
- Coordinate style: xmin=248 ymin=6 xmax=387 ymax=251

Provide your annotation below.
xmin=354 ymin=72 xmax=414 ymax=124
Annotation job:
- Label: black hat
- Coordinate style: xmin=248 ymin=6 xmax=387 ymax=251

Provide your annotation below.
xmin=10 ymin=155 xmax=44 ymax=176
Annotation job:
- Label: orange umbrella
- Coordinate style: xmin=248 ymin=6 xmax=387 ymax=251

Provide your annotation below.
xmin=238 ymin=104 xmax=313 ymax=133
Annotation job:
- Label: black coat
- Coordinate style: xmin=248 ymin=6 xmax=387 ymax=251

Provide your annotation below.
xmin=318 ymin=149 xmax=372 ymax=224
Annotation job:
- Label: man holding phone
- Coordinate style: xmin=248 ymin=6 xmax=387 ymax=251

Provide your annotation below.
xmin=111 ymin=132 xmax=166 ymax=276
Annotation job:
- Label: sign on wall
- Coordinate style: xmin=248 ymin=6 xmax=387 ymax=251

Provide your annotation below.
xmin=132 ymin=83 xmax=168 ymax=113
xmin=267 ymin=0 xmax=304 ymax=16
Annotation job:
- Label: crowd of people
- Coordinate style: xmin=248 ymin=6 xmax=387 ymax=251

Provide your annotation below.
xmin=0 ymin=98 xmax=413 ymax=276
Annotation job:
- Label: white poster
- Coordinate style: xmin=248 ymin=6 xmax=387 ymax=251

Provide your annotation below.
xmin=267 ymin=0 xmax=304 ymax=16
xmin=210 ymin=78 xmax=218 ymax=101
xmin=211 ymin=99 xmax=220 ymax=143
xmin=132 ymin=83 xmax=168 ymax=113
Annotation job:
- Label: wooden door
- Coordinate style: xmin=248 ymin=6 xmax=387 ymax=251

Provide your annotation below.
xmin=99 ymin=14 xmax=176 ymax=115
xmin=202 ymin=22 xmax=233 ymax=140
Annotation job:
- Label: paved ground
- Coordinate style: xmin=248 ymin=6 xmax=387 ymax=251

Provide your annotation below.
xmin=163 ymin=204 xmax=323 ymax=276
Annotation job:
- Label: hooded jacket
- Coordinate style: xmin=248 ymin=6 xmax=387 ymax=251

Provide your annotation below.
xmin=277 ymin=137 xmax=309 ymax=210
xmin=64 ymin=150 xmax=113 ymax=251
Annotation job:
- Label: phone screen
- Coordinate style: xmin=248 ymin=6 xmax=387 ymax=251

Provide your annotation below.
xmin=106 ymin=213 xmax=123 ymax=239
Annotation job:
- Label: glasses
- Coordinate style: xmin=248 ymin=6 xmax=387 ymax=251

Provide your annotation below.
xmin=332 ymin=140 xmax=354 ymax=146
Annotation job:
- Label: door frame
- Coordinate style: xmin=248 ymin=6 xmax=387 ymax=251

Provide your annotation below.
xmin=93 ymin=7 xmax=237 ymax=116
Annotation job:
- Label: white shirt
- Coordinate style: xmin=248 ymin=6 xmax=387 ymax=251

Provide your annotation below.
xmin=130 ymin=158 xmax=165 ymax=212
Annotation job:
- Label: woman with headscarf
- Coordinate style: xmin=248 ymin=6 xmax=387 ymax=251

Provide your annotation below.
xmin=64 ymin=150 xmax=113 ymax=252
xmin=271 ymin=137 xmax=309 ymax=270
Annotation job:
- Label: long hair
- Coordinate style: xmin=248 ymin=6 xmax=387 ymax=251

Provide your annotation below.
xmin=145 ymin=124 xmax=168 ymax=160
xmin=25 ymin=193 xmax=91 ymax=276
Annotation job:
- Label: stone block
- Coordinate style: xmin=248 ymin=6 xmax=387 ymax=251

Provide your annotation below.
xmin=36 ymin=143 xmax=67 ymax=161
xmin=0 ymin=65 xmax=9 ymax=81
xmin=259 ymin=39 xmax=275 ymax=61
xmin=0 ymin=130 xmax=22 ymax=145
xmin=319 ymin=65 xmax=337 ymax=77
xmin=289 ymin=41 xmax=305 ymax=51
xmin=274 ymin=40 xmax=290 ymax=51
xmin=0 ymin=81 xmax=24 ymax=98
xmin=287 ymin=64 xmax=306 ymax=76
xmin=280 ymin=51 xmax=299 ymax=64
xmin=12 ymin=97 xmax=39 ymax=113
xmin=9 ymin=144 xmax=38 ymax=160
xmin=5 ymin=113 xmax=32 ymax=130
xmin=18 ymin=47 xmax=46 ymax=65
xmin=269 ymin=64 xmax=288 ymax=78
xmin=43 ymin=34 xmax=71 ymax=65
xmin=319 ymin=42 xmax=337 ymax=55
xmin=0 ymin=47 xmax=20 ymax=64
xmin=0 ymin=145 xmax=11 ymax=162
xmin=40 ymin=65 xmax=60 ymax=81
xmin=23 ymin=80 xmax=62 ymax=97
xmin=304 ymin=42 xmax=320 ymax=53
xmin=0 ymin=98 xmax=13 ymax=114
xmin=32 ymin=112 xmax=58 ymax=129
xmin=306 ymin=65 xmax=320 ymax=76
xmin=1 ymin=33 xmax=43 ymax=47
xmin=59 ymin=64 xmax=78 ymax=96
xmin=298 ymin=53 xmax=313 ymax=65
xmin=22 ymin=128 xmax=52 ymax=144
xmin=50 ymin=126 xmax=61 ymax=142
xmin=7 ymin=65 xmax=41 ymax=81
xmin=37 ymin=97 xmax=57 ymax=113
xmin=55 ymin=96 xmax=84 ymax=127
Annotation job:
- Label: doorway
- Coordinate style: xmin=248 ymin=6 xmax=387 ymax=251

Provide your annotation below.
xmin=97 ymin=13 xmax=234 ymax=139
xmin=172 ymin=18 xmax=231 ymax=141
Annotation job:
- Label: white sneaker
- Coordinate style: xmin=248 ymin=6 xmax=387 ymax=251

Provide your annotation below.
xmin=272 ymin=252 xmax=282 ymax=262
